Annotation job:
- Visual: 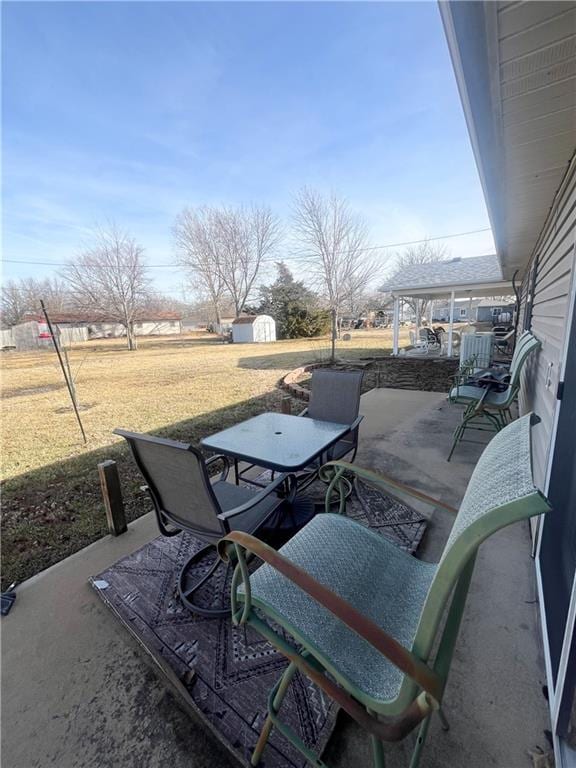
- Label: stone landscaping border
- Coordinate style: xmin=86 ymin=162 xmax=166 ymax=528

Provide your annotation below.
xmin=281 ymin=362 xmax=326 ymax=399
xmin=281 ymin=356 xmax=461 ymax=399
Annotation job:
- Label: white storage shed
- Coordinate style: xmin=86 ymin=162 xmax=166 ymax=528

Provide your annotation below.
xmin=231 ymin=315 xmax=276 ymax=343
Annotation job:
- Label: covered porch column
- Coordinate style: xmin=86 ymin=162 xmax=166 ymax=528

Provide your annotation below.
xmin=392 ymin=295 xmax=400 ymax=355
xmin=447 ymin=290 xmax=456 ymax=357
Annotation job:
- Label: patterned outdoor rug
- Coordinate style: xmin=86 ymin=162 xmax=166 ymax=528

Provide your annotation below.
xmin=91 ymin=487 xmax=428 ymax=767
xmin=249 ymin=472 xmax=428 ymax=554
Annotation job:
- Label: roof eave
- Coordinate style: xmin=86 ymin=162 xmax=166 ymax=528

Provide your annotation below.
xmin=438 ymin=2 xmax=508 ymax=272
xmin=390 ymin=279 xmax=514 ymax=298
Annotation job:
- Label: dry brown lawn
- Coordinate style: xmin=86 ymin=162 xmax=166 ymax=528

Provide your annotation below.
xmin=1 ymin=329 xmax=403 ymax=587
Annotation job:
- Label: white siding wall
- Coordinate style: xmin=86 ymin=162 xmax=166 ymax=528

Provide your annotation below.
xmin=520 ymin=154 xmax=576 ymax=490
xmin=133 ymin=320 xmax=181 ymax=336
xmin=231 ymin=322 xmax=254 ymax=343
xmin=58 ymin=326 xmax=89 ymax=344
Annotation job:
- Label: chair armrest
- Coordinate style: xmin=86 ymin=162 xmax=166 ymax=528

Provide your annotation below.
xmin=321 ymin=461 xmax=459 ymax=515
xmin=347 ymin=414 xmax=364 ymax=432
xmin=217 ymin=473 xmax=296 ymax=521
xmin=218 ymin=530 xmax=443 ymax=704
xmin=205 ymin=454 xmax=231 ymax=481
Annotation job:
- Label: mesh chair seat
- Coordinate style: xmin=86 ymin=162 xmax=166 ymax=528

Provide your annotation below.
xmin=242 ymin=513 xmax=437 ymax=702
xmin=449 ymin=384 xmax=514 ymax=408
xmin=449 ymin=383 xmax=486 ymax=403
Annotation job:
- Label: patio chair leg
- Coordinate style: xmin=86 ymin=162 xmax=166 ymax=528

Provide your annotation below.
xmin=438 ymin=707 xmax=450 ymax=732
xmin=447 ymin=422 xmax=464 ymax=461
xmin=408 ymin=714 xmax=431 ymax=768
xmin=252 ymin=661 xmax=298 ymax=766
xmin=178 ymin=545 xmax=232 ymax=618
xmin=370 ymin=733 xmax=386 ymax=768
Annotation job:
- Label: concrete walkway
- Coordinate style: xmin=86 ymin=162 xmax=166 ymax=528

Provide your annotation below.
xmin=1 ymin=389 xmax=551 ymax=767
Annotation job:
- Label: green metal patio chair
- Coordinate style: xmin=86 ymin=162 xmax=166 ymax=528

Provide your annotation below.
xmin=449 ymin=330 xmax=531 ymax=404
xmin=218 ymin=413 xmax=550 ymax=768
xmin=447 ymin=332 xmax=541 ymax=460
xmin=447 ymin=354 xmax=477 ymax=402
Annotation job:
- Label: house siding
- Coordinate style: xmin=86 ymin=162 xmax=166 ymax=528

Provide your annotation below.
xmin=519 ymin=153 xmax=576 ymax=491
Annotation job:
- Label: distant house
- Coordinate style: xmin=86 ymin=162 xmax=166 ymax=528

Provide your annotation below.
xmin=475 ymin=298 xmax=515 ymax=324
xmin=86 ymin=316 xmax=182 ymax=339
xmin=11 ymin=311 xmax=182 ymax=351
xmin=432 ymin=298 xmax=481 ymax=323
xmin=231 ymin=315 xmax=276 ymax=343
xmin=431 ymin=298 xmax=515 ymax=324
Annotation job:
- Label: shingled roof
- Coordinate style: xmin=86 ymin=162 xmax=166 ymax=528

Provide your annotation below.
xmin=380 ymin=254 xmax=503 ymax=292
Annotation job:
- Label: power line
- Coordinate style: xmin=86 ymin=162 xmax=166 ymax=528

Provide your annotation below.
xmin=2 ymin=227 xmax=492 ymax=268
xmin=289 ymin=227 xmax=492 ymax=260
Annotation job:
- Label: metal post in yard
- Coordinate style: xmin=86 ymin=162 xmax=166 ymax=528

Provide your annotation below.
xmin=41 ymin=300 xmax=87 ymax=443
xmin=98 ymin=460 xmax=127 ymax=535
xmin=281 ymin=396 xmax=291 ymax=415
xmin=61 ymin=343 xmax=77 ymax=404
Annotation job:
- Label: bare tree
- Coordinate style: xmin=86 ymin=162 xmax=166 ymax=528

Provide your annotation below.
xmin=175 ymin=204 xmax=281 ymax=318
xmin=1 ymin=281 xmax=28 ymax=327
xmin=1 ymin=277 xmax=70 ymax=327
xmin=215 ymin=205 xmax=282 ymax=317
xmin=291 ymin=188 xmax=379 ymax=357
xmin=63 ymin=224 xmax=149 ymax=350
xmin=394 ymin=238 xmax=449 ymax=323
xmin=174 ymin=207 xmax=227 ymax=325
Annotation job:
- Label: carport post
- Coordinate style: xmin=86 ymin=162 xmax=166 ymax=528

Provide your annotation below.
xmin=447 ymin=290 xmax=456 ymax=357
xmin=392 ymin=296 xmax=400 ymax=355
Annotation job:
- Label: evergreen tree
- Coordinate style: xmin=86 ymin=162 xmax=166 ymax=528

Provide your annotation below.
xmin=258 ymin=263 xmax=330 ymax=339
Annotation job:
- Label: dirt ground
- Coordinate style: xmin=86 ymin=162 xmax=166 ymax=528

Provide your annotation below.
xmin=1 ymin=329 xmax=406 ymax=587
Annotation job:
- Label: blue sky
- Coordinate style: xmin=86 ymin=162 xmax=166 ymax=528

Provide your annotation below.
xmin=2 ymin=1 xmax=494 ymax=298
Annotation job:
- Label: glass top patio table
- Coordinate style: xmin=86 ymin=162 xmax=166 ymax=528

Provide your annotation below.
xmin=200 ymin=412 xmax=350 ymax=472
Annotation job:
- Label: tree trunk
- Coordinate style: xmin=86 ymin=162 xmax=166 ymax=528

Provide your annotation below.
xmin=330 ymin=308 xmax=337 ymax=363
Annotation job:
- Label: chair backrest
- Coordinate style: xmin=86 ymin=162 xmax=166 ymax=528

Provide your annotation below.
xmin=307 ymin=369 xmax=364 ymax=426
xmin=509 ymin=333 xmax=541 ymax=387
xmin=114 ymin=429 xmax=225 ymax=539
xmin=410 ymin=413 xmax=550 ymax=672
xmin=419 ymin=328 xmax=432 ymax=341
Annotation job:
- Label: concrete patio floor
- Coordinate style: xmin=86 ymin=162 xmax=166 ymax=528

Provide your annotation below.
xmin=1 ymin=388 xmax=551 ymax=767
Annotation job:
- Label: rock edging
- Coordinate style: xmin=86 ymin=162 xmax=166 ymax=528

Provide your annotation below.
xmin=281 ymin=362 xmax=325 ymax=400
